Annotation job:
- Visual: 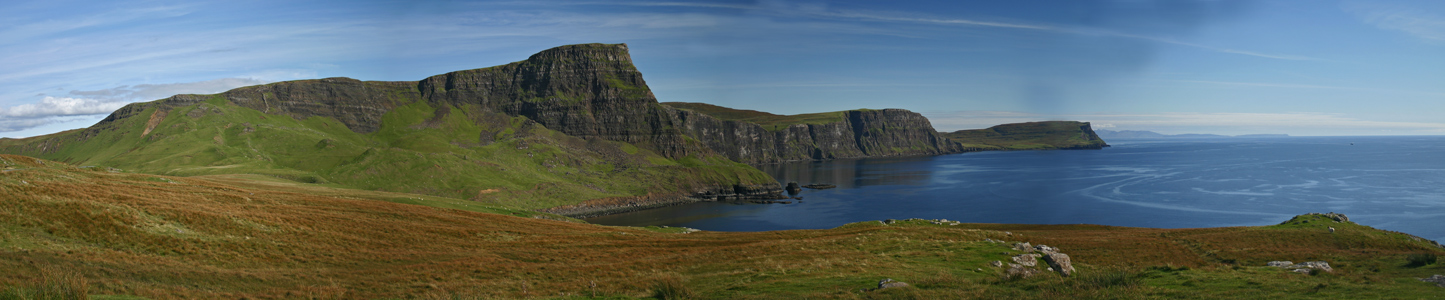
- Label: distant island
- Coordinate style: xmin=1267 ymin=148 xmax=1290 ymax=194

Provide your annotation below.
xmin=1096 ymin=129 xmax=1289 ymax=139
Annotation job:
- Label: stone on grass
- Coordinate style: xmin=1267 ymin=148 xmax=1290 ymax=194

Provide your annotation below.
xmin=1012 ymin=254 xmax=1040 ymax=267
xmin=1042 ymin=252 xmax=1076 ymax=277
xmin=877 ymin=278 xmax=910 ymax=289
xmin=1421 ymin=275 xmax=1445 ymax=288
xmin=1266 ymin=261 xmax=1293 ymax=267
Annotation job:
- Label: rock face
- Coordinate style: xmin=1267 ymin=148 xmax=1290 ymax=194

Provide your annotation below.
xmin=667 ymin=107 xmax=966 ymax=164
xmin=419 ymin=44 xmax=700 ymax=157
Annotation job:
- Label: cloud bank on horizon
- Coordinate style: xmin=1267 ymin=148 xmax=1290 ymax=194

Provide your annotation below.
xmin=1 ymin=0 xmax=1443 ymax=137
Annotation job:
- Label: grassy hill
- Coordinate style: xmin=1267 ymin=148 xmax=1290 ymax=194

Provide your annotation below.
xmin=3 ymin=155 xmax=1442 ymax=299
xmin=0 ymin=93 xmax=771 ymax=211
xmin=941 ymin=121 xmax=1110 ymax=150
xmin=661 ymin=102 xmax=849 ymax=131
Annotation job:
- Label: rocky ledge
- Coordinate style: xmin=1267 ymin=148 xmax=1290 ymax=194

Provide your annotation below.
xmin=539 ymin=184 xmax=786 ymax=218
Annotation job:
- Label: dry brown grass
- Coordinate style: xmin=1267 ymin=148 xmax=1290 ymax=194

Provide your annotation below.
xmin=2 ymin=154 xmax=1441 ymax=299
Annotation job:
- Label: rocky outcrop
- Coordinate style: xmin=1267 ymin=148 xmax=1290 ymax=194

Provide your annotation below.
xmin=1421 ymin=275 xmax=1445 ymax=288
xmin=1012 ymin=254 xmax=1040 ymax=267
xmin=419 ymin=43 xmax=701 ymax=157
xmin=539 ymin=184 xmax=785 ymax=218
xmin=1267 ymin=261 xmax=1333 ymax=273
xmin=220 ymin=79 xmax=417 ymax=133
xmin=876 ymin=278 xmax=910 ymax=289
xmin=668 ymin=107 xmax=966 ymax=164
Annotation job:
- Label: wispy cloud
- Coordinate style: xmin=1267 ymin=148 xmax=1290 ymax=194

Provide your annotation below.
xmin=1346 ymin=1 xmax=1445 ymax=42
xmin=68 ymin=78 xmax=266 ymax=102
xmin=583 ymin=1 xmax=1315 ymax=61
xmin=1170 ymin=80 xmax=1445 ymax=97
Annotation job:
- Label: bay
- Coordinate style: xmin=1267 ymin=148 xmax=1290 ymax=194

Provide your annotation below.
xmin=586 ymin=136 xmax=1445 ymax=242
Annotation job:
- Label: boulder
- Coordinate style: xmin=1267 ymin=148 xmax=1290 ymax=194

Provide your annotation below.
xmin=989 ymin=261 xmax=1004 ymax=267
xmin=1421 ymin=275 xmax=1445 ymax=288
xmin=1005 ymin=265 xmax=1041 ymax=278
xmin=1012 ymin=254 xmax=1040 ymax=267
xmin=1042 ymin=252 xmax=1076 ymax=277
xmin=1034 ymin=244 xmax=1059 ymax=254
xmin=1266 ymin=260 xmax=1332 ymax=273
xmin=1296 ymin=261 xmax=1332 ymax=273
xmin=877 ymin=278 xmax=910 ymax=289
xmin=1012 ymin=242 xmax=1034 ymax=252
xmin=785 ymin=182 xmax=801 ymax=194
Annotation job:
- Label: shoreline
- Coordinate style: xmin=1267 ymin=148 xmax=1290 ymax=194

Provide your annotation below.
xmin=538 ymin=183 xmax=786 ymax=218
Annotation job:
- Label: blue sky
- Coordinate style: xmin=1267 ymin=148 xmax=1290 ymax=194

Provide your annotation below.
xmin=1 ymin=0 xmax=1443 ymax=137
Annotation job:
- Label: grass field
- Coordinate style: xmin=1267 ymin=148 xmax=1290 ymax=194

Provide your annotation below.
xmin=3 ymin=155 xmax=1443 ymax=299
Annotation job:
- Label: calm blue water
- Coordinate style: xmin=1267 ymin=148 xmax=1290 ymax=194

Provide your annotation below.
xmin=587 ymin=136 xmax=1445 ymax=242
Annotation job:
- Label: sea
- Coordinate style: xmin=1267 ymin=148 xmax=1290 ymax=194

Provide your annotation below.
xmin=587 ymin=136 xmax=1445 ymax=242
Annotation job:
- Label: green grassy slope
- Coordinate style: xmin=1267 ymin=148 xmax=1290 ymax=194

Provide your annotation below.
xmin=2 ymin=156 xmax=1443 ymax=299
xmin=0 ymin=93 xmax=772 ymax=211
xmin=661 ymin=102 xmax=847 ymax=131
xmin=941 ymin=121 xmax=1110 ymax=150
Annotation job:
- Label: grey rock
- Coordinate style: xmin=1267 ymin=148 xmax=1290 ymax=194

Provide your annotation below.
xmin=1012 ymin=254 xmax=1041 ymax=267
xmin=1012 ymin=242 xmax=1034 ymax=253
xmin=1042 ymin=252 xmax=1076 ymax=277
xmin=1296 ymin=261 xmax=1332 ymax=272
xmin=1266 ymin=261 xmax=1294 ymax=267
xmin=1267 ymin=260 xmax=1332 ymax=273
xmin=1420 ymin=275 xmax=1445 ymax=287
xmin=989 ymin=261 xmax=1003 ymax=267
xmin=1005 ymin=265 xmax=1041 ymax=278
xmin=877 ymin=278 xmax=910 ymax=289
xmin=1034 ymin=244 xmax=1059 ymax=254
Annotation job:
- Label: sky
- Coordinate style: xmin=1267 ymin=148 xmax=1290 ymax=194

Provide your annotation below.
xmin=1 ymin=0 xmax=1443 ymax=138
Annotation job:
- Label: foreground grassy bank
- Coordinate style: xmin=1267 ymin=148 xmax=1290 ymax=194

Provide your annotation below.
xmin=2 ymin=155 xmax=1443 ymax=299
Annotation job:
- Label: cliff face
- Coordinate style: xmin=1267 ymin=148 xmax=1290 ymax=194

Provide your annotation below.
xmin=418 ymin=43 xmax=698 ymax=157
xmin=668 ymin=107 xmax=965 ymax=164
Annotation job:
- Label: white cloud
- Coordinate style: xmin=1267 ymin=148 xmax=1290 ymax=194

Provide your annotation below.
xmin=69 ymin=77 xmax=267 ymax=102
xmin=0 ymin=78 xmax=267 ymax=133
xmin=924 ymin=111 xmax=1445 ymax=136
xmin=0 ymin=96 xmax=127 ymax=118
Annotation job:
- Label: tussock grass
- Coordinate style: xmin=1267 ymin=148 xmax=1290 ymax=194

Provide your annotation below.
xmin=1406 ymin=253 xmax=1437 ymax=267
xmin=0 ymin=266 xmax=89 ymax=300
